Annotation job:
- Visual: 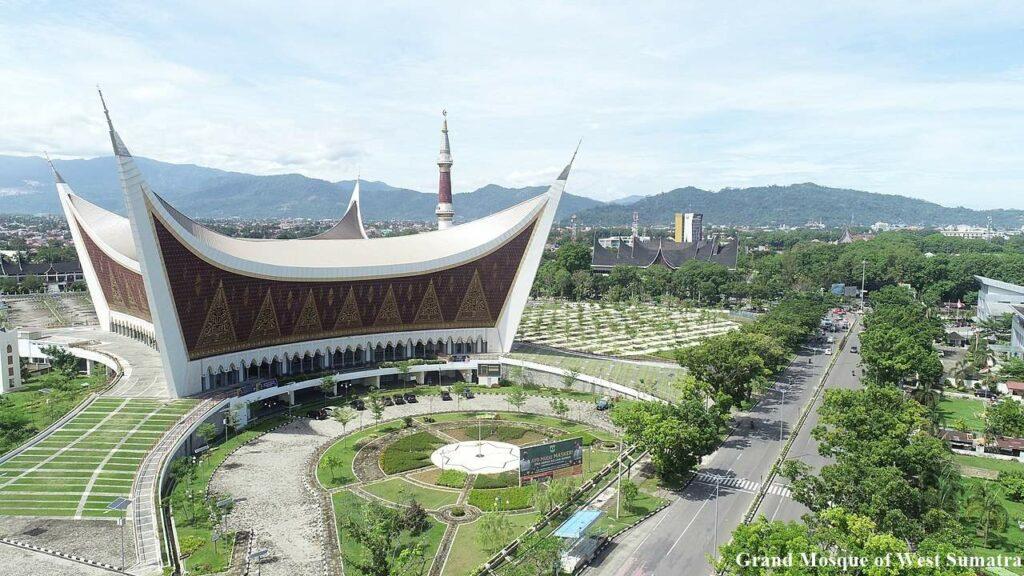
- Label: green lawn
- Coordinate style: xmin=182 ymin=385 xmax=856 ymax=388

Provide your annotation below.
xmin=362 ymin=478 xmax=459 ymax=510
xmin=954 ymin=454 xmax=1024 ymax=476
xmin=0 ymin=398 xmax=195 ymax=518
xmin=334 ymin=489 xmax=447 ymax=576
xmin=317 ymin=422 xmax=402 ymax=488
xmin=592 ymin=491 xmax=667 ymax=535
xmin=0 ymin=372 xmax=106 ymax=455
xmin=441 ymin=512 xmax=541 ymax=576
xmin=939 ymin=396 xmax=987 ymax=433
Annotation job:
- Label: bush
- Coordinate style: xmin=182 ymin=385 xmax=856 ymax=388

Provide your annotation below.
xmin=380 ymin=432 xmax=445 ymax=474
xmin=467 ymin=486 xmax=535 ymax=511
xmin=473 ymin=471 xmax=519 ymax=489
xmin=436 ymin=469 xmax=469 ymax=488
xmin=999 ymin=470 xmax=1024 ymax=502
xmin=178 ymin=534 xmax=205 ymax=558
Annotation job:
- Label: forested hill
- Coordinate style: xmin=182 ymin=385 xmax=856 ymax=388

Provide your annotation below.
xmin=0 ymin=155 xmax=600 ymax=222
xmin=574 ymin=183 xmax=1024 ymax=228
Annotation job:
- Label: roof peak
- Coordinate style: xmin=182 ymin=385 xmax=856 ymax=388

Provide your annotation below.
xmin=44 ymin=151 xmax=65 ymax=184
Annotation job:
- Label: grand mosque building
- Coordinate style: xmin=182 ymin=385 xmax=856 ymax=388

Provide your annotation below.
xmin=55 ymin=93 xmax=572 ymax=398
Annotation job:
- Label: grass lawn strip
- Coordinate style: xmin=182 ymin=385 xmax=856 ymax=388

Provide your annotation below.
xmin=441 ymin=512 xmax=540 ymax=576
xmin=0 ymin=398 xmax=130 ymax=491
xmin=317 ymin=422 xmax=403 ymax=489
xmin=362 ymin=477 xmax=459 ymax=510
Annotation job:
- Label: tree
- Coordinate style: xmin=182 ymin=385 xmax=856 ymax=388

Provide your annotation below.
xmin=714 ymin=508 xmax=973 ymax=576
xmin=676 ymin=331 xmax=786 ymax=411
xmin=985 ymin=398 xmax=1024 ymax=439
xmin=342 ymin=502 xmax=426 ymax=576
xmin=369 ymin=396 xmax=385 ymax=423
xmin=196 ymin=423 xmax=217 ymax=447
xmin=506 ymin=386 xmax=528 ymax=412
xmin=611 ymin=392 xmax=723 ymax=480
xmin=502 ymin=535 xmax=562 ymax=576
xmin=320 ymin=375 xmax=335 ymax=405
xmin=1000 ymin=357 xmax=1024 ymax=380
xmin=477 ymin=511 xmax=514 ymax=553
xmin=549 ymin=397 xmax=569 ymax=419
xmin=402 ymin=500 xmax=430 ymax=536
xmin=333 ymin=406 xmax=357 ymax=432
xmin=325 ymin=454 xmax=341 ymax=481
xmin=619 ymin=479 xmax=639 ymax=513
xmin=965 ymin=482 xmax=1009 ymax=542
xmin=41 ymin=345 xmax=78 ymax=374
xmin=396 ymin=361 xmax=412 ymax=388
xmin=560 ymin=368 xmax=580 ymax=394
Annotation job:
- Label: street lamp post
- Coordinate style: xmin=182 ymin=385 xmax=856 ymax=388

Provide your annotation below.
xmin=780 ymin=386 xmax=786 ymax=442
xmin=860 ymin=259 xmax=867 ymax=310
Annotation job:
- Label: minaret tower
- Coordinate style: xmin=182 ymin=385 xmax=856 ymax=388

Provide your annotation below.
xmin=436 ymin=109 xmax=454 ymax=230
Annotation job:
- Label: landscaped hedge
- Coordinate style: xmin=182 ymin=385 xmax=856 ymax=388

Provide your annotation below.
xmin=380 ymin=431 xmax=445 ymax=474
xmin=457 ymin=424 xmax=530 ymax=443
xmin=467 ymin=486 xmax=535 ymax=511
xmin=472 ymin=471 xmax=519 ymax=489
xmin=436 ymin=469 xmax=469 ymax=488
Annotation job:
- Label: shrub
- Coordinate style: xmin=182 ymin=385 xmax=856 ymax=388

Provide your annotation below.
xmin=436 ymin=469 xmax=469 ymax=488
xmin=450 ymin=506 xmax=465 ymax=517
xmin=473 ymin=471 xmax=519 ymax=489
xmin=380 ymin=432 xmax=445 ymax=474
xmin=178 ymin=534 xmax=205 ymax=558
xmin=467 ymin=486 xmax=535 ymax=511
xmin=999 ymin=470 xmax=1024 ymax=502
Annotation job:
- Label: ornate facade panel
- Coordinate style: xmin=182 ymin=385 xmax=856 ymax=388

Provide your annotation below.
xmin=152 ymin=216 xmax=536 ymax=360
xmin=78 ymin=219 xmax=152 ymax=322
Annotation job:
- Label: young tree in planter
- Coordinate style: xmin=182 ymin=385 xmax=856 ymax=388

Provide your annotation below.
xmin=402 ymin=500 xmax=430 ymax=536
xmin=619 ymin=479 xmax=639 ymax=513
xmin=325 ymin=454 xmax=341 ymax=482
xmin=506 ymin=386 xmax=528 ymax=412
xmin=320 ymin=375 xmax=335 ymax=406
xmin=333 ymin=406 xmax=356 ymax=432
xmin=396 ymin=361 xmax=412 ymax=388
xmin=477 ymin=511 xmax=513 ymax=553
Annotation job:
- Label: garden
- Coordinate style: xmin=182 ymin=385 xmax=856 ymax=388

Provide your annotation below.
xmin=315 ymin=411 xmax=662 ymax=576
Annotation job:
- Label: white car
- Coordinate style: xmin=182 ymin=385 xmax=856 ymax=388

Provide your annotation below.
xmin=824 ymin=348 xmax=832 ymax=355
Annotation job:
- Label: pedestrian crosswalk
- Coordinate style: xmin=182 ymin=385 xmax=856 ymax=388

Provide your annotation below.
xmin=694 ymin=472 xmax=792 ymax=499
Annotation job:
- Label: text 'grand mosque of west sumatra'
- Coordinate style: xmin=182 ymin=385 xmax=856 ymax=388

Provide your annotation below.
xmin=53 ymin=93 xmax=572 ymax=398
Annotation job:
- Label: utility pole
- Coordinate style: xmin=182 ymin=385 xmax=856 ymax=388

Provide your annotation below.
xmin=780 ymin=386 xmax=786 ymax=442
xmin=615 ymin=442 xmax=623 ymax=519
xmin=860 ymin=259 xmax=867 ymax=310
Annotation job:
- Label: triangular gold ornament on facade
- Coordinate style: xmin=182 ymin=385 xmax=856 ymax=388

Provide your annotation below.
xmin=334 ymin=287 xmax=362 ymax=329
xmin=249 ymin=289 xmax=281 ymax=341
xmin=374 ymin=285 xmax=403 ymax=326
xmin=413 ymin=280 xmax=444 ymax=324
xmin=195 ymin=281 xmax=237 ymax=351
xmin=455 ymin=270 xmax=491 ymax=323
xmin=293 ymin=289 xmax=323 ymax=335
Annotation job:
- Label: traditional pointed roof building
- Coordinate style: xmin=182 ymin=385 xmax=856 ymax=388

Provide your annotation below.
xmin=436 ymin=110 xmax=455 ymax=230
xmin=61 ymin=93 xmax=573 ymax=397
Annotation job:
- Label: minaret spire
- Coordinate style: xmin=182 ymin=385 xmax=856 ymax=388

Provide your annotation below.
xmin=435 ymin=109 xmax=454 ymax=230
xmin=44 ymin=152 xmax=65 ymax=184
xmin=97 ymin=86 xmax=132 ymax=157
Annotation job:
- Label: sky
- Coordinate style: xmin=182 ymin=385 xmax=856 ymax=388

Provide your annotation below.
xmin=1 ymin=1 xmax=1023 ymax=209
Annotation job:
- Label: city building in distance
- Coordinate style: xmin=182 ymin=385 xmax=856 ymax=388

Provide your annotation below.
xmin=54 ymin=94 xmax=573 ymax=397
xmin=591 ymin=211 xmax=738 ymax=273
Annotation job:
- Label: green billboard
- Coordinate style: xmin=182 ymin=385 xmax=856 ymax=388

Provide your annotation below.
xmin=519 ymin=437 xmax=584 ymax=484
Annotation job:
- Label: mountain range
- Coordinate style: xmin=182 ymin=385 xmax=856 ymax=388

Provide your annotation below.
xmin=1 ymin=155 xmax=1020 ymax=228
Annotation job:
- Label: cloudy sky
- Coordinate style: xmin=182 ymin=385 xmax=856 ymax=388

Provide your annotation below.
xmin=1 ymin=1 xmax=1022 ymax=208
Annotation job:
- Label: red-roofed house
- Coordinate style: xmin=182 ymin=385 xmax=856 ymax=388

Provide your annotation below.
xmin=1006 ymin=381 xmax=1024 ymax=398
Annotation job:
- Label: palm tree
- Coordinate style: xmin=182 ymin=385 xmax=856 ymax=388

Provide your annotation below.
xmin=965 ymin=482 xmax=1009 ymax=542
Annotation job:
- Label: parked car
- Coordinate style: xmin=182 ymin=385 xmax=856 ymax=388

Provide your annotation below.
xmin=850 ymin=345 xmax=859 ymax=353
xmin=462 ymin=388 xmax=475 ymax=399
xmin=596 ymin=396 xmax=611 ymax=411
xmin=392 ymin=394 xmax=406 ymax=405
xmin=975 ymin=390 xmax=999 ymax=399
xmin=350 ymin=399 xmax=365 ymax=410
xmin=306 ymin=409 xmax=327 ymax=420
xmin=404 ymin=393 xmax=417 ymax=403
xmin=824 ymin=348 xmax=832 ymax=355
xmin=440 ymin=390 xmax=453 ymax=401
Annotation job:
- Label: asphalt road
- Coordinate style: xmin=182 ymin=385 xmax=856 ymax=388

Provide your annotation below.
xmin=589 ymin=316 xmax=862 ymax=576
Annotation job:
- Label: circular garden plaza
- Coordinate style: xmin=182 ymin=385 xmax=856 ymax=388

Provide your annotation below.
xmin=194 ymin=388 xmax=665 ymax=576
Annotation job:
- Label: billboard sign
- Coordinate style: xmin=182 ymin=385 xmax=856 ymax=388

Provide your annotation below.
xmin=519 ymin=437 xmax=584 ymax=484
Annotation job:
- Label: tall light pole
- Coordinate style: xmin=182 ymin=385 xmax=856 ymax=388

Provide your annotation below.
xmin=714 ymin=476 xmax=721 ymax=555
xmin=780 ymin=386 xmax=786 ymax=442
xmin=860 ymin=259 xmax=867 ymax=310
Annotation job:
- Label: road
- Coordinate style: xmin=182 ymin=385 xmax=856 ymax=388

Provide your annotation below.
xmin=589 ymin=317 xmax=862 ymax=576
